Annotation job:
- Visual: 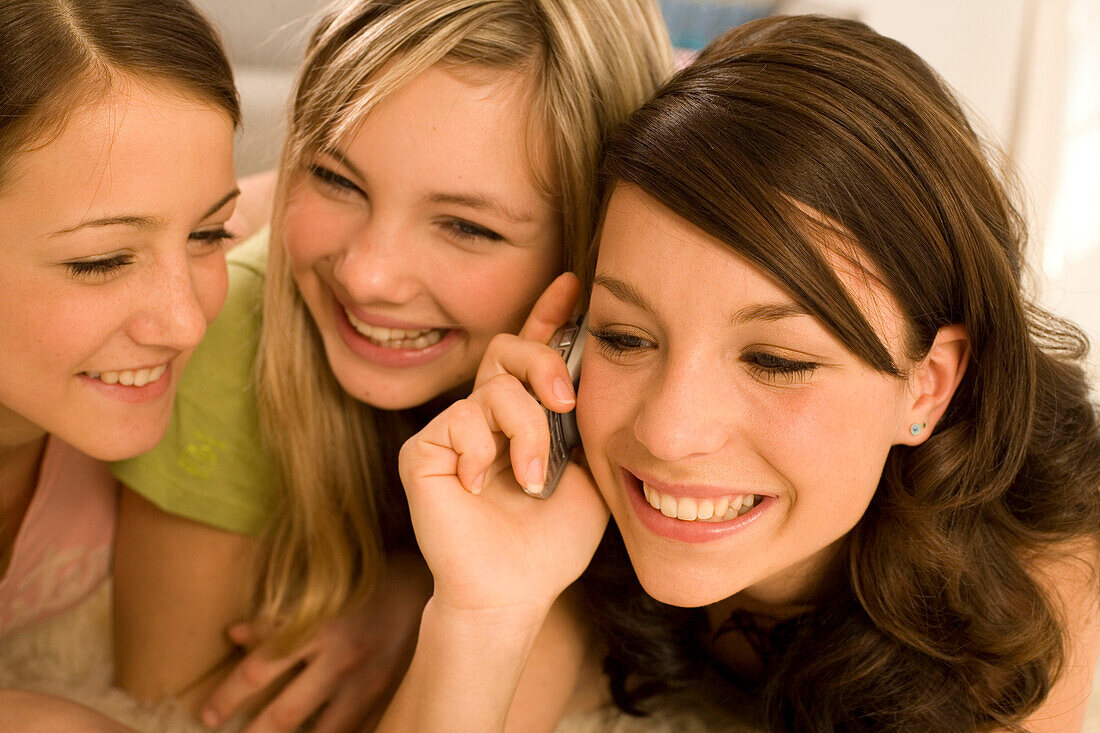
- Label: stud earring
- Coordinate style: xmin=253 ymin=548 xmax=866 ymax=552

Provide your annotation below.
xmin=910 ymin=422 xmax=927 ymax=436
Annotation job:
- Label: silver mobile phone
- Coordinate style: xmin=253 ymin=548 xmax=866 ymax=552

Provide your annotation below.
xmin=528 ymin=314 xmax=587 ymax=498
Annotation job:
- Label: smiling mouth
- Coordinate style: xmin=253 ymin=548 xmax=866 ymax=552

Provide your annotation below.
xmin=84 ymin=364 xmax=167 ymax=387
xmin=642 ymin=482 xmax=761 ymax=522
xmin=344 ymin=308 xmax=447 ymax=350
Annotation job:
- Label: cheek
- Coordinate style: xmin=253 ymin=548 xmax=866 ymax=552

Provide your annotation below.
xmin=194 ymin=252 xmax=229 ymax=324
xmin=452 ymin=251 xmax=560 ymax=334
xmin=283 ymin=192 xmax=352 ymax=271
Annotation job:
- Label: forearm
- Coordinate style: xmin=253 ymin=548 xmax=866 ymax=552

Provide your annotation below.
xmin=378 ymin=597 xmax=550 ymax=733
xmin=113 ymin=488 xmax=259 ymax=710
xmin=0 ymin=690 xmax=136 ymax=732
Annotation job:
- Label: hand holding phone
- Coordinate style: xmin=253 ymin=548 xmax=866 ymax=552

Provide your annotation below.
xmin=531 ymin=313 xmax=587 ymax=498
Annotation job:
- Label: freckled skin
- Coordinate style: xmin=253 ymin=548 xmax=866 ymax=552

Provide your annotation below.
xmin=577 ymin=187 xmax=913 ymax=609
xmin=285 ymin=64 xmax=563 ymax=411
xmin=0 ymin=82 xmax=236 ymax=461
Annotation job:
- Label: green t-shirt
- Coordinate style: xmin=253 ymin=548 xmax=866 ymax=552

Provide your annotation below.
xmin=110 ymin=231 xmax=276 ymax=535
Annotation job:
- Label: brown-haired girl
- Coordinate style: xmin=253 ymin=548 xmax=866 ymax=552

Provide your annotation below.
xmin=0 ymin=0 xmax=239 ymax=728
xmin=397 ymin=15 xmax=1100 ymax=732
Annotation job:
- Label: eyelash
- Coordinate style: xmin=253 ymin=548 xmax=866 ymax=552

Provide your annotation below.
xmin=65 ymin=228 xmax=234 ymax=279
xmin=66 ymin=255 xmax=134 ymax=278
xmin=443 ymin=218 xmax=504 ymax=242
xmin=591 ymin=328 xmax=652 ymax=357
xmin=743 ymin=351 xmax=819 ymax=384
xmin=309 ymin=163 xmax=360 ymax=194
xmin=592 ymin=328 xmax=819 ymax=384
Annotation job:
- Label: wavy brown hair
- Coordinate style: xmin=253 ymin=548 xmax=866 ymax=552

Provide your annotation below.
xmin=579 ymin=15 xmax=1100 ymax=731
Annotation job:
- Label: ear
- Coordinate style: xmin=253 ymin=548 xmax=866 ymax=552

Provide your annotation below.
xmin=896 ymin=324 xmax=969 ymax=445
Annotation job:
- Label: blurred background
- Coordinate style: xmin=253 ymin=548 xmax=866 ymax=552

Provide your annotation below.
xmin=192 ymin=0 xmax=1100 ymax=386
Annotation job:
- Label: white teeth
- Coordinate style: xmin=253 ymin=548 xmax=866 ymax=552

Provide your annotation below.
xmin=641 ymin=482 xmax=761 ymax=523
xmin=344 ymin=308 xmax=445 ymax=349
xmin=713 ymin=496 xmax=730 ymax=519
xmin=659 ymin=494 xmax=677 ymax=518
xmin=86 ymin=364 xmax=167 ymax=388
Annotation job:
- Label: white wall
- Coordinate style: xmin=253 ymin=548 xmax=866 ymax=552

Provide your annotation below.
xmin=786 ymin=0 xmax=1100 ymax=388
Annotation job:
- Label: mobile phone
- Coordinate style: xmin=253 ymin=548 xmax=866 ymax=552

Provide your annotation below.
xmin=529 ymin=313 xmax=587 ymax=498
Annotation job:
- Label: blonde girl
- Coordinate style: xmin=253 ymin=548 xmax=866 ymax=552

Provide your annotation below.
xmin=111 ymin=1 xmax=672 ymax=730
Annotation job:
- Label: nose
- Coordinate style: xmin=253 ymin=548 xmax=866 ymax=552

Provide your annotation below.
xmin=331 ymin=219 xmax=422 ymax=305
xmin=125 ymin=250 xmax=211 ymax=352
xmin=632 ymin=353 xmax=731 ymax=462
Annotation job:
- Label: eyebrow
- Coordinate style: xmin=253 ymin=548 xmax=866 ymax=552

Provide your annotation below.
xmin=319 ymin=146 xmax=535 ymax=225
xmin=593 ymin=274 xmax=812 ymax=325
xmin=729 ymin=302 xmax=812 ymax=325
xmin=592 ymin=274 xmax=657 ymax=313
xmin=49 ymin=188 xmax=241 ymax=237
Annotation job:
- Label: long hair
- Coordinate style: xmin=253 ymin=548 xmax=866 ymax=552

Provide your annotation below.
xmin=581 ymin=15 xmax=1100 ymax=731
xmin=255 ymin=0 xmax=672 ymax=648
xmin=0 ymin=0 xmax=239 ymax=190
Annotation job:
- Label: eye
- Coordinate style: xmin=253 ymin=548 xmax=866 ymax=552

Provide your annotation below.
xmin=65 ymin=254 xmax=135 ymax=279
xmin=189 ymin=227 xmax=235 ymax=250
xmin=308 ymin=163 xmax=362 ymax=195
xmin=441 ymin=218 xmax=504 ymax=242
xmin=590 ymin=327 xmax=655 ymax=359
xmin=742 ymin=351 xmax=819 ymax=385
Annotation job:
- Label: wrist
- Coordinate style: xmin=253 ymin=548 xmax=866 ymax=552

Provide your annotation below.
xmin=423 ymin=595 xmax=552 ymax=648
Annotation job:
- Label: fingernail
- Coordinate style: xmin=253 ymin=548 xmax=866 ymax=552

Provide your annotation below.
xmin=524 ymin=458 xmax=544 ymax=496
xmin=471 ymin=471 xmax=486 ymax=494
xmin=202 ymin=708 xmax=219 ymax=728
xmin=553 ymin=377 xmax=575 ymax=405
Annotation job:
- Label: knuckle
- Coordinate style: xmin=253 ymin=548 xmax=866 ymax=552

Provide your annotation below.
xmin=238 ymin=657 xmax=269 ymax=686
xmin=269 ymin=702 xmax=305 ymax=730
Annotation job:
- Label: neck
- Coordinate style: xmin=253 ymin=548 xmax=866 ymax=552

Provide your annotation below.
xmin=0 ymin=434 xmax=48 ymax=578
xmin=0 ymin=407 xmax=50 ymax=575
xmin=706 ymin=536 xmax=848 ymax=631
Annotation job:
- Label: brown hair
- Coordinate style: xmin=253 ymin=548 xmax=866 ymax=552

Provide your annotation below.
xmin=0 ymin=0 xmax=239 ymax=190
xmin=581 ymin=15 xmax=1100 ymax=731
xmin=254 ymin=0 xmax=672 ymax=648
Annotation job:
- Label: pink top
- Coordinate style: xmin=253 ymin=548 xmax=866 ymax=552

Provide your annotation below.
xmin=0 ymin=436 xmax=117 ymax=635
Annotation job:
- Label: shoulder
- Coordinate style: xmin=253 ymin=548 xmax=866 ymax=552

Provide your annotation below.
xmin=1019 ymin=537 xmax=1100 ymax=731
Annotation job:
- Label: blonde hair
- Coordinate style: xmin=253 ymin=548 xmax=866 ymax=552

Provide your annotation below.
xmin=256 ymin=0 xmax=672 ymax=645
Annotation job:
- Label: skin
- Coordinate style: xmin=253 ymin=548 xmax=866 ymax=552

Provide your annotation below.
xmin=577 ymin=186 xmax=921 ymax=609
xmin=0 ymin=80 xmax=235 ymax=464
xmin=0 ymin=78 xmax=237 ymax=727
xmin=395 ymin=186 xmax=1098 ymax=731
xmin=285 ymin=63 xmax=563 ymax=411
xmin=125 ymin=63 xmax=573 ymax=733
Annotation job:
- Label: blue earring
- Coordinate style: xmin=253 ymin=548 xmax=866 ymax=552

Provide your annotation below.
xmin=910 ymin=422 xmax=927 ymax=436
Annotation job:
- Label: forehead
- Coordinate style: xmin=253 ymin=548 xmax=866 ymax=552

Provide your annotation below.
xmin=0 ymin=81 xmax=235 ymax=225
xmin=596 ymin=186 xmax=910 ymax=357
xmin=330 ymin=62 xmax=555 ymax=203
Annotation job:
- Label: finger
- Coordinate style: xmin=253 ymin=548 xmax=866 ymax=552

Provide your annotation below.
xmin=475 ymin=334 xmax=576 ymax=412
xmin=474 ymin=374 xmax=552 ymax=496
xmin=447 ymin=399 xmax=508 ymax=494
xmin=226 ymin=622 xmax=255 ymax=646
xmin=401 ymin=398 xmax=505 ymax=495
xmin=202 ymin=642 xmax=311 ymax=727
xmin=516 ymin=272 xmax=580 ymax=343
xmin=239 ymin=663 xmax=338 ymax=733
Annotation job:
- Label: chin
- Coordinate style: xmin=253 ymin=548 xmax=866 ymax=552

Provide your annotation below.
xmin=631 ymin=559 xmax=742 ymax=609
xmin=69 ymin=429 xmax=166 ymax=463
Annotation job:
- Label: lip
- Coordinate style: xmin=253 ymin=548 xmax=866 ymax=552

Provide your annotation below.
xmin=333 ymin=296 xmax=462 ymax=369
xmin=78 ymin=363 xmax=172 ymax=404
xmin=621 ymin=468 xmax=773 ymax=544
